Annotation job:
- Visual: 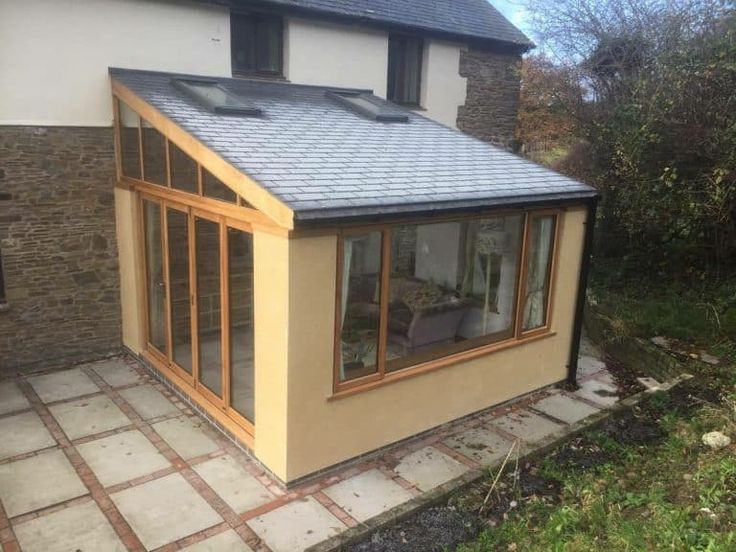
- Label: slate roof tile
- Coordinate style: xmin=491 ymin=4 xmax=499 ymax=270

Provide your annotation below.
xmin=111 ymin=68 xmax=596 ymax=222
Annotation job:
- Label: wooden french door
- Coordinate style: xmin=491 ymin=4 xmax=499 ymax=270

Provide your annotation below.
xmin=141 ymin=195 xmax=255 ymax=432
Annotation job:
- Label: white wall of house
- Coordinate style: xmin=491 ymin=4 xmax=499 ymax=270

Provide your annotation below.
xmin=0 ymin=0 xmax=232 ymax=126
xmin=0 ymin=0 xmax=466 ymax=128
xmin=285 ymin=17 xmax=388 ymax=98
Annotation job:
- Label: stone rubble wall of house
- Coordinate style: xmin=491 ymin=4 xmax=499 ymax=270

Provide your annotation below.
xmin=0 ymin=126 xmax=122 ymax=374
xmin=457 ymin=48 xmax=522 ymax=149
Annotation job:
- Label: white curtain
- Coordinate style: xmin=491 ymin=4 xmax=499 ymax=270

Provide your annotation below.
xmin=338 ymin=238 xmax=354 ymax=380
xmin=523 ymin=217 xmax=554 ymax=330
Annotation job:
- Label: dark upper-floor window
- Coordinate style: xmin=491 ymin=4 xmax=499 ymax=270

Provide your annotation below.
xmin=231 ymin=12 xmax=284 ymax=77
xmin=387 ymin=34 xmax=424 ymax=106
xmin=0 ymin=249 xmax=6 ymax=305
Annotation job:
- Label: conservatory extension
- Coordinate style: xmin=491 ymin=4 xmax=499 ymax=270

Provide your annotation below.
xmin=110 ymin=68 xmax=598 ymax=484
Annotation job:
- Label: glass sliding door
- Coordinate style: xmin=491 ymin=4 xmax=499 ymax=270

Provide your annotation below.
xmin=195 ymin=216 xmax=223 ymax=398
xmin=143 ymin=199 xmax=168 ymax=356
xmin=227 ymin=227 xmax=255 ymax=423
xmin=167 ymin=207 xmax=193 ymax=375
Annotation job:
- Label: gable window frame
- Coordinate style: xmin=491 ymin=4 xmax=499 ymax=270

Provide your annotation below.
xmin=0 ymin=249 xmax=6 ymax=305
xmin=387 ymin=33 xmax=424 ymax=106
xmin=230 ymin=11 xmax=284 ymax=78
xmin=332 ymin=209 xmax=561 ymax=395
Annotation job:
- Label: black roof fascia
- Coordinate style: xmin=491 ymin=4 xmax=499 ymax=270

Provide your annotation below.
xmin=292 ymin=190 xmax=600 ymax=227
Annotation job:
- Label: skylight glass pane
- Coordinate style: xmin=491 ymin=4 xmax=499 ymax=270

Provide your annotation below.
xmin=173 ymin=79 xmax=262 ymax=116
xmin=327 ymin=91 xmax=409 ymax=123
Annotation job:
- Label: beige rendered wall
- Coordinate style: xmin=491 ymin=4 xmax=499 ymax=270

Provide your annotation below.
xmin=285 ymin=17 xmax=389 ymax=96
xmin=115 ymin=187 xmax=146 ymax=354
xmin=252 ymin=231 xmax=291 ymax=481
xmin=0 ymin=0 xmax=231 ymax=126
xmin=283 ymin=207 xmax=588 ymax=481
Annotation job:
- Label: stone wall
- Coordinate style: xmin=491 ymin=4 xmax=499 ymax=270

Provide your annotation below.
xmin=457 ymin=48 xmax=522 ymax=148
xmin=0 ymin=126 xmax=121 ymax=374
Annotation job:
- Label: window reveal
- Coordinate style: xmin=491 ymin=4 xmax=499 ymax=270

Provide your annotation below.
xmin=335 ymin=212 xmax=558 ymax=386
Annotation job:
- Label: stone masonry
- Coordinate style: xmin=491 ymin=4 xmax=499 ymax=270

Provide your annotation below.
xmin=457 ymin=48 xmax=523 ymax=148
xmin=0 ymin=126 xmax=121 ymax=374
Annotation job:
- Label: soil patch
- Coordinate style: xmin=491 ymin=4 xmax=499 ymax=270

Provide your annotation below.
xmin=547 ymin=436 xmax=612 ymax=470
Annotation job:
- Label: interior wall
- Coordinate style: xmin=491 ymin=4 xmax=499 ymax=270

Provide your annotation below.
xmin=283 ymin=207 xmax=588 ymax=481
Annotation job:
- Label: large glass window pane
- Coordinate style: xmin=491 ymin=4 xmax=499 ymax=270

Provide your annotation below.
xmin=228 ymin=228 xmax=255 ymax=422
xmin=386 ymin=215 xmax=524 ymax=371
xmin=143 ymin=200 xmax=167 ymax=354
xmin=231 ymin=12 xmax=283 ymax=76
xmin=119 ymin=101 xmax=141 ymax=179
xmin=169 ymin=141 xmax=198 ymax=194
xmin=387 ymin=34 xmax=423 ymax=105
xmin=168 ymin=209 xmax=193 ymax=374
xmin=203 ymin=169 xmax=237 ymax=203
xmin=522 ymin=215 xmax=557 ymax=331
xmin=196 ymin=218 xmax=222 ymax=396
xmin=141 ymin=120 xmax=167 ymax=185
xmin=339 ymin=232 xmax=382 ymax=382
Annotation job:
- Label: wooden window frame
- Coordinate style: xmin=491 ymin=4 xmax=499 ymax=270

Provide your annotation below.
xmin=332 ymin=209 xmax=562 ymax=396
xmin=0 ymin=248 xmax=6 ymax=305
xmin=387 ymin=34 xmax=424 ymax=106
xmin=230 ymin=11 xmax=284 ymax=78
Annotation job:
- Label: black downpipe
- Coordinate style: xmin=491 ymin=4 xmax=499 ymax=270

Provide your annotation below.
xmin=567 ymin=196 xmax=599 ymax=385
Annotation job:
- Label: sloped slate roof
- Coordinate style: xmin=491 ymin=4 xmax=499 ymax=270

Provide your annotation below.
xmin=111 ymin=68 xmax=596 ymax=223
xmin=231 ymin=0 xmax=533 ymax=47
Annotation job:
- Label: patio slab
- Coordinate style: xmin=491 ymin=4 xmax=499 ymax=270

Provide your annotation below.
xmin=531 ymin=393 xmax=600 ymax=425
xmin=0 ymin=449 xmax=87 ymax=517
xmin=248 ymin=496 xmax=344 ymax=552
xmin=443 ymin=426 xmax=514 ymax=465
xmin=91 ymin=358 xmax=142 ymax=388
xmin=0 ymin=381 xmax=30 ymax=415
xmin=181 ymin=529 xmax=253 ymax=551
xmin=193 ymin=454 xmax=273 ymax=513
xmin=27 ymin=368 xmax=99 ymax=403
xmin=152 ymin=416 xmax=219 ymax=460
xmin=323 ymin=468 xmax=414 ymax=522
xmin=491 ymin=409 xmax=564 ymax=443
xmin=119 ymin=384 xmax=179 ymax=420
xmin=111 ymin=472 xmax=223 ymax=550
xmin=578 ymin=355 xmax=607 ymax=377
xmin=13 ymin=500 xmax=125 ymax=552
xmin=49 ymin=394 xmax=131 ymax=440
xmin=76 ymin=429 xmax=170 ymax=487
xmin=576 ymin=378 xmax=620 ymax=407
xmin=394 ymin=446 xmax=468 ymax=492
xmin=0 ymin=411 xmax=56 ymax=459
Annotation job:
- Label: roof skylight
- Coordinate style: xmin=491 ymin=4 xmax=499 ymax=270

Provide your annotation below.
xmin=326 ymin=90 xmax=409 ymax=123
xmin=173 ymin=79 xmax=262 ymax=117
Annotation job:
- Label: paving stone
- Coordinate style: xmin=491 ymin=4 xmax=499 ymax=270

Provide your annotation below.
xmin=247 ymin=496 xmax=343 ymax=552
xmin=0 ymin=449 xmax=87 ymax=517
xmin=443 ymin=426 xmax=514 ymax=465
xmin=531 ymin=394 xmax=600 ymax=425
xmin=180 ymin=529 xmax=253 ymax=551
xmin=111 ymin=472 xmax=223 ymax=550
xmin=27 ymin=368 xmax=100 ymax=403
xmin=91 ymin=359 xmax=142 ymax=387
xmin=577 ymin=355 xmax=607 ymax=377
xmin=49 ymin=394 xmax=131 ymax=440
xmin=152 ymin=416 xmax=219 ymax=460
xmin=576 ymin=379 xmax=620 ymax=407
xmin=119 ymin=384 xmax=179 ymax=420
xmin=491 ymin=410 xmax=564 ymax=443
xmin=0 ymin=381 xmax=30 ymax=415
xmin=323 ymin=468 xmax=414 ymax=522
xmin=14 ymin=500 xmax=126 ymax=552
xmin=193 ymin=455 xmax=273 ymax=514
xmin=0 ymin=411 xmax=56 ymax=459
xmin=394 ymin=446 xmax=468 ymax=492
xmin=76 ymin=429 xmax=170 ymax=487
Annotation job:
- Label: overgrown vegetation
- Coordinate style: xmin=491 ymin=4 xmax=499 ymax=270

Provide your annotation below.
xmin=518 ymin=0 xmax=736 ymax=277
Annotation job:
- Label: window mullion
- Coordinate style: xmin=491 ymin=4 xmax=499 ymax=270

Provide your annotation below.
xmin=377 ymin=229 xmax=392 ymax=377
xmin=514 ymin=213 xmax=532 ymax=339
